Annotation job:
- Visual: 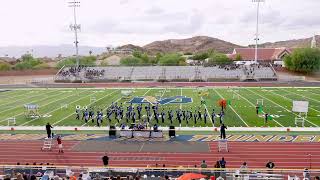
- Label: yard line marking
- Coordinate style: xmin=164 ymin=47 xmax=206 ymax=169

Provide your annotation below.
xmin=201 ymin=96 xmax=214 ymax=127
xmin=213 ymin=88 xmax=249 ymax=127
xmin=0 ymin=91 xmax=82 ymax=123
xmin=272 ymin=88 xmax=320 ymax=113
xmin=235 ymin=90 xmax=284 ymax=127
xmin=280 ymin=88 xmax=320 ymax=104
xmin=308 ymin=91 xmax=320 ymax=96
xmin=246 ymin=88 xmax=318 ymax=127
xmin=116 ymin=88 xmax=152 ymax=127
xmin=0 ymin=89 xmax=58 ymax=111
xmin=82 ymin=95 xmax=123 ymax=127
xmin=179 ymin=88 xmax=182 ymax=110
xmin=0 ymin=89 xmax=62 ymax=114
xmin=18 ymin=90 xmax=92 ymax=125
xmin=52 ymin=90 xmax=118 ymax=126
xmin=0 ymin=90 xmax=36 ymax=102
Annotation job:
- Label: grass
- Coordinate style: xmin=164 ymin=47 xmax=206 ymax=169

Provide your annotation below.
xmin=0 ymin=87 xmax=319 ymax=128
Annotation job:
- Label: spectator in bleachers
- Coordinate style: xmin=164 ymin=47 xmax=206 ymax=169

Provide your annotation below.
xmin=214 ymin=161 xmax=221 ymax=178
xmin=219 ymin=157 xmax=226 ymax=168
xmin=200 ymin=160 xmax=207 ymax=168
xmin=239 ymin=162 xmax=248 ymax=173
xmin=315 ymin=176 xmax=320 ymax=180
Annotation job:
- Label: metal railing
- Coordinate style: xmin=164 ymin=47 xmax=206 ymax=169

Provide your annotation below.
xmin=0 ymin=165 xmax=319 ymax=180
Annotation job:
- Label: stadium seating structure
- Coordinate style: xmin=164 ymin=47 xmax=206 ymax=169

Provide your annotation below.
xmin=55 ymin=65 xmax=278 ymax=82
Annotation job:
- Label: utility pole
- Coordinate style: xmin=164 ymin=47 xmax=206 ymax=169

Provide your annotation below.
xmin=252 ymin=0 xmax=264 ymax=64
xmin=68 ymin=0 xmax=81 ymax=67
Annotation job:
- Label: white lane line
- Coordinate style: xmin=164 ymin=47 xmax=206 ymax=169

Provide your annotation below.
xmin=139 ymin=143 xmax=145 ymax=152
xmin=247 ymin=88 xmax=318 ymax=127
xmin=52 ymin=90 xmax=118 ymax=126
xmin=213 ymin=88 xmax=249 ymax=127
xmin=235 ymin=90 xmax=284 ymax=127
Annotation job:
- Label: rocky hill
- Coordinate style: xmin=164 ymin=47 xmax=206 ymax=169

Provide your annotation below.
xmin=257 ymin=35 xmax=320 ymax=48
xmin=142 ymin=36 xmax=243 ymax=54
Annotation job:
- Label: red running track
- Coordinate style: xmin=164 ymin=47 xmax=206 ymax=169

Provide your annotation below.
xmin=0 ymin=141 xmax=319 ymax=169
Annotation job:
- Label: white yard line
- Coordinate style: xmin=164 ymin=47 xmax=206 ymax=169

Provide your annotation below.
xmin=19 ymin=90 xmax=92 ymax=126
xmin=213 ymin=88 xmax=249 ymax=127
xmin=83 ymin=95 xmax=123 ymax=127
xmin=280 ymin=88 xmax=320 ymax=104
xmin=0 ymin=91 xmax=84 ymax=123
xmin=115 ymin=88 xmax=152 ymax=127
xmin=0 ymin=90 xmax=60 ymax=114
xmin=52 ymin=90 xmax=118 ymax=126
xmin=246 ymin=88 xmax=319 ymax=127
xmin=179 ymin=88 xmax=182 ymax=110
xmin=0 ymin=90 xmax=36 ymax=101
xmin=272 ymin=88 xmax=320 ymax=113
xmin=235 ymin=90 xmax=284 ymax=127
xmin=200 ymin=96 xmax=214 ymax=127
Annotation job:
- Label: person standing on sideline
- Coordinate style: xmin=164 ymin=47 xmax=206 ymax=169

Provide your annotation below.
xmin=256 ymin=104 xmax=259 ymax=115
xmin=45 ymin=123 xmax=53 ymax=138
xmin=220 ymin=124 xmax=227 ymax=139
xmin=265 ymin=113 xmax=269 ymax=125
xmin=102 ymin=153 xmax=109 ymax=166
xmin=57 ymin=135 xmax=63 ymax=153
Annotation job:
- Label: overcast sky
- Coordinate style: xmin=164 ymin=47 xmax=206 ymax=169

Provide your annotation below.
xmin=0 ymin=0 xmax=319 ymax=47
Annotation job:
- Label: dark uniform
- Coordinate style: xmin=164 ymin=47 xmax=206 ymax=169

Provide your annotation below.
xmin=220 ymin=124 xmax=227 ymax=139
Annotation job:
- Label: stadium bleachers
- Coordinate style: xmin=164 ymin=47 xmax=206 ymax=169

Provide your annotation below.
xmin=55 ymin=65 xmax=278 ymax=82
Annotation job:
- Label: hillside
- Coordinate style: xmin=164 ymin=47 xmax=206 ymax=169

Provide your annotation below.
xmin=142 ymin=36 xmax=243 ymax=54
xmin=258 ymin=35 xmax=320 ymax=48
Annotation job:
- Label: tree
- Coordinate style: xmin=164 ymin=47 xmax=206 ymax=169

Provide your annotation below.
xmin=158 ymin=53 xmax=186 ymax=66
xmin=89 ymin=50 xmax=93 ymax=56
xmin=14 ymin=54 xmax=42 ymax=70
xmin=56 ymin=56 xmax=97 ymax=69
xmin=192 ymin=52 xmax=209 ymax=61
xmin=206 ymin=52 xmax=231 ymax=65
xmin=284 ymin=48 xmax=320 ymax=73
xmin=120 ymin=56 xmax=142 ymax=66
xmin=0 ymin=61 xmax=11 ymax=71
xmin=235 ymin=54 xmax=242 ymax=61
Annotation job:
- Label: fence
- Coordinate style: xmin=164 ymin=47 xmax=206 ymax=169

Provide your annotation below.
xmin=0 ymin=165 xmax=319 ymax=180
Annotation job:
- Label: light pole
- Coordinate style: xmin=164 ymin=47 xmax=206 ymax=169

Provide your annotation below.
xmin=252 ymin=0 xmax=264 ymax=64
xmin=68 ymin=0 xmax=81 ymax=67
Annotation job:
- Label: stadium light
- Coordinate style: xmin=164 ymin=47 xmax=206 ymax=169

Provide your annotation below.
xmin=68 ymin=0 xmax=81 ymax=68
xmin=252 ymin=0 xmax=265 ymax=64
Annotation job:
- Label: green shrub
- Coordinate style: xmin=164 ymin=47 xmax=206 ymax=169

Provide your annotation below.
xmin=0 ymin=61 xmax=11 ymax=71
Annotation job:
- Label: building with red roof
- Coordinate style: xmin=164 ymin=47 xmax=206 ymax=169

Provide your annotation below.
xmin=227 ymin=47 xmax=292 ymax=64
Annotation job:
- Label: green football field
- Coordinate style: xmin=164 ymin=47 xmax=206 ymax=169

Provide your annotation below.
xmin=0 ymin=87 xmax=319 ymax=127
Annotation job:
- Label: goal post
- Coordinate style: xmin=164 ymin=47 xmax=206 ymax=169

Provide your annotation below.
xmin=256 ymin=99 xmax=264 ymax=106
xmin=7 ymin=117 xmax=16 ymax=126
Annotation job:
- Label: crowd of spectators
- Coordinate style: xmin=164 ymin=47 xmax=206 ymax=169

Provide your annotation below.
xmin=58 ymin=66 xmax=86 ymax=78
xmin=85 ymin=68 xmax=105 ymax=79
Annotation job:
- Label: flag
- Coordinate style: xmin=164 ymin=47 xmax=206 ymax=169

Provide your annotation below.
xmin=258 ymin=105 xmax=263 ymax=113
xmin=227 ymin=100 xmax=231 ymax=105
